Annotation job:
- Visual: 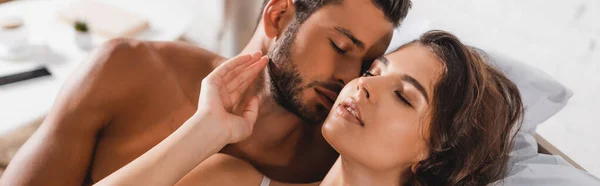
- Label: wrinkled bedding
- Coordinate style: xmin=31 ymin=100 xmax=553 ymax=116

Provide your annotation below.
xmin=497 ymin=133 xmax=600 ymax=185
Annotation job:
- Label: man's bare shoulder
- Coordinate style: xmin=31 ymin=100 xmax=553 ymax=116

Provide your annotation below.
xmin=96 ymin=38 xmax=224 ymax=78
xmin=78 ymin=38 xmax=225 ymax=101
xmin=50 ymin=38 xmax=223 ymax=119
xmin=150 ymin=40 xmax=225 ymax=71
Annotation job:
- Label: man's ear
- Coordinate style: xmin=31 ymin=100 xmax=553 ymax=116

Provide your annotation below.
xmin=262 ymin=0 xmax=296 ymax=39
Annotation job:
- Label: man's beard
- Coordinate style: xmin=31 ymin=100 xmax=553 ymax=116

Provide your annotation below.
xmin=266 ymin=20 xmax=330 ymax=125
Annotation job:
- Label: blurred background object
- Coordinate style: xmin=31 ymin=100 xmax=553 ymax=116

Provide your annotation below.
xmin=0 ymin=16 xmax=30 ymax=60
xmin=182 ymin=0 xmax=263 ymax=57
xmin=58 ymin=0 xmax=150 ymax=38
xmin=73 ymin=20 xmax=92 ymax=51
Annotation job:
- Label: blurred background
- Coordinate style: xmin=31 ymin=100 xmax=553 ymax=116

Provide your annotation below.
xmin=0 ymin=0 xmax=598 ymax=177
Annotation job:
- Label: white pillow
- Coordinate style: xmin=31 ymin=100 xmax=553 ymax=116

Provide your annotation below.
xmin=483 ymin=51 xmax=573 ymax=134
xmin=386 ymin=20 xmax=573 ymax=135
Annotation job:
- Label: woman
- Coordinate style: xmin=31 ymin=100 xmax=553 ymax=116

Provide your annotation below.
xmin=96 ymin=30 xmax=523 ymax=186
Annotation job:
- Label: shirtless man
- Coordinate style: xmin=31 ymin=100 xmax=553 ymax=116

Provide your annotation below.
xmin=1 ymin=0 xmax=411 ymax=185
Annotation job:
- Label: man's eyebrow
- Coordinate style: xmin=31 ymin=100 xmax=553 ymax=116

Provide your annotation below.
xmin=401 ymin=75 xmax=430 ymax=104
xmin=334 ymin=27 xmax=365 ymax=49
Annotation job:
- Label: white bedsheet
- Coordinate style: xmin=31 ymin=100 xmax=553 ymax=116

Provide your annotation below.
xmin=495 ymin=133 xmax=600 ymax=185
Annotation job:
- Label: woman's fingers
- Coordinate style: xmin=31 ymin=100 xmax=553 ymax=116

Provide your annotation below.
xmin=211 ymin=51 xmax=259 ymax=81
xmin=204 ymin=51 xmax=262 ymax=110
xmin=226 ymin=56 xmax=268 ymax=92
xmin=227 ymin=56 xmax=268 ymax=103
xmin=222 ymin=51 xmax=262 ymax=84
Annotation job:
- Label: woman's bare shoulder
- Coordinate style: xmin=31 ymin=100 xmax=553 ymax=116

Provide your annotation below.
xmin=173 ymin=153 xmax=322 ymax=186
xmin=271 ymin=180 xmax=321 ymax=186
xmin=174 ymin=153 xmax=263 ymax=186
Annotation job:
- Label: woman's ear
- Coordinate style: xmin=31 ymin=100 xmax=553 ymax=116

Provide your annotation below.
xmin=411 ymin=150 xmax=429 ymax=173
xmin=410 ymin=162 xmax=419 ymax=173
xmin=262 ymin=0 xmax=296 ymax=39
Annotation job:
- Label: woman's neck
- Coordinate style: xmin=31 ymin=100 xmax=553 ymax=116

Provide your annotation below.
xmin=321 ymin=157 xmax=407 ymax=186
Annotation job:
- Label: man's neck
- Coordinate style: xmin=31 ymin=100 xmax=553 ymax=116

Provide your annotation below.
xmin=322 ymin=157 xmax=407 ymax=186
xmin=223 ymin=28 xmax=338 ymax=182
xmin=224 ymin=30 xmax=309 ymax=159
xmin=240 ymin=24 xmax=271 ymax=56
xmin=246 ymin=78 xmax=306 ymax=149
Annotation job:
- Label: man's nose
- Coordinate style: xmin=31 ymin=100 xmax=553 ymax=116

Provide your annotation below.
xmin=333 ymin=61 xmax=362 ymax=86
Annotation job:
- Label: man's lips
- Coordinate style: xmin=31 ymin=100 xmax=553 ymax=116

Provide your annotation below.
xmin=337 ymin=97 xmax=365 ymax=126
xmin=315 ymin=87 xmax=337 ymax=109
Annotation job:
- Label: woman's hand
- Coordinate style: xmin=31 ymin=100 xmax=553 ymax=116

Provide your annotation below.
xmin=196 ymin=51 xmax=268 ymax=144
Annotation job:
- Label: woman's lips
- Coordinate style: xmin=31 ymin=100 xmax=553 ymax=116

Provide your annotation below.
xmin=335 ymin=97 xmax=365 ymax=126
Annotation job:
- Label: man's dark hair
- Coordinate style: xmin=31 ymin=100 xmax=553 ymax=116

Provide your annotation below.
xmin=259 ymin=0 xmax=412 ymax=27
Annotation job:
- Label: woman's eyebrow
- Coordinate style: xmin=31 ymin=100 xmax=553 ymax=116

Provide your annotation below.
xmin=376 ymin=56 xmax=389 ymax=66
xmin=375 ymin=57 xmax=428 ymax=104
xmin=401 ymin=75 xmax=430 ymax=104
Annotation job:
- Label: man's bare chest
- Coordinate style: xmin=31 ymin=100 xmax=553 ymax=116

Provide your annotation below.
xmin=88 ymin=87 xmax=198 ymax=182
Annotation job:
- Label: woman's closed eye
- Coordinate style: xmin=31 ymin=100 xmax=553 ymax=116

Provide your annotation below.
xmin=362 ymin=71 xmax=413 ymax=107
xmin=362 ymin=71 xmax=375 ymax=77
xmin=395 ymin=91 xmax=413 ymax=108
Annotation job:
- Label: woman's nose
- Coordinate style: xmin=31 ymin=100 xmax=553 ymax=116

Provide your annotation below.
xmin=356 ymin=77 xmax=372 ymax=101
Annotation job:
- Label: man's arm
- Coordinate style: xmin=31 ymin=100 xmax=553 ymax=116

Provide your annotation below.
xmin=0 ymin=39 xmax=151 ymax=186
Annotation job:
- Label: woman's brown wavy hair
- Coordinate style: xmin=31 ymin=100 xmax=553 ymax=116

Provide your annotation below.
xmin=405 ymin=30 xmax=524 ymax=186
